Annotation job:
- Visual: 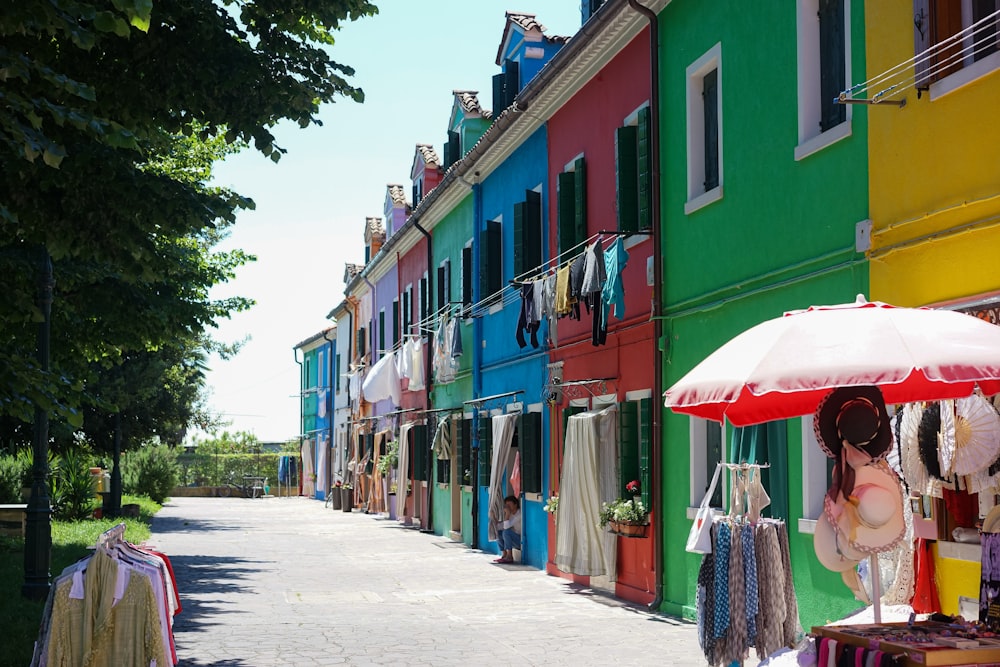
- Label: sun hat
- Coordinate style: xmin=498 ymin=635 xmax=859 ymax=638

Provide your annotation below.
xmin=813 ymin=510 xmax=861 ymax=573
xmin=814 ymin=386 xmax=892 ymax=461
xmin=836 ymin=462 xmax=906 ymax=554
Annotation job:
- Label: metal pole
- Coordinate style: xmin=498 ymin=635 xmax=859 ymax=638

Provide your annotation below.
xmin=23 ymin=250 xmax=54 ymax=599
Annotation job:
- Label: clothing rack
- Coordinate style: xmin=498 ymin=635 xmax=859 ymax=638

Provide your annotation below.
xmin=97 ymin=522 xmax=127 ymax=549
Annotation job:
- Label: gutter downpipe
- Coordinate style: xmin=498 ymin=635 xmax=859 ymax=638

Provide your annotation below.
xmin=322 ymin=329 xmax=335 ymax=499
xmin=627 ymin=0 xmax=665 ymax=612
xmin=413 ymin=221 xmax=435 ymax=534
xmin=293 ymin=348 xmax=304 ymax=485
xmin=471 ymin=179 xmax=483 ymax=551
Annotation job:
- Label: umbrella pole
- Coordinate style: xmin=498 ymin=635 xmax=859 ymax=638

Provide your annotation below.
xmin=870 ymin=554 xmax=881 ymax=623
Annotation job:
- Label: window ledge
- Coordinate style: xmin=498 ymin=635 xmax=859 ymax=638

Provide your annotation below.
xmin=931 ymin=50 xmax=1000 ymax=100
xmin=684 ymin=186 xmax=723 ymax=215
xmin=798 ymin=518 xmax=817 ymax=535
xmin=794 ymin=121 xmax=852 ymax=162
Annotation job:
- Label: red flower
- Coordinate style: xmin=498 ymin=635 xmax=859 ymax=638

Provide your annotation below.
xmin=626 ymin=480 xmax=640 ymax=494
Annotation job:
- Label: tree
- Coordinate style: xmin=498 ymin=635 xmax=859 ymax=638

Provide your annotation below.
xmin=0 ymin=0 xmax=378 ymax=433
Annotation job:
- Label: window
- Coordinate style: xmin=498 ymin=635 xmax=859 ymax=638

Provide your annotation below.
xmin=915 ymin=0 xmax=1000 ymax=97
xmin=443 ymin=130 xmax=460 ymax=169
xmin=412 ymin=180 xmax=423 ymax=208
xmin=685 ymin=43 xmax=723 ymax=214
xmin=619 ymin=398 xmax=652 ymax=506
xmin=616 ymin=107 xmax=652 ymax=233
xmin=402 ymin=284 xmax=413 ymax=336
xmin=801 ymin=416 xmax=828 ymax=526
xmin=437 ymin=258 xmax=451 ymax=314
xmin=355 ymin=326 xmax=367 ymax=361
xmin=582 ymin=0 xmax=606 ymax=22
xmin=461 ymin=242 xmax=473 ymax=315
xmin=479 ymin=219 xmax=502 ymax=306
xmin=519 ymin=411 xmax=543 ymax=494
xmin=795 ymin=0 xmax=852 ymax=160
xmin=689 ymin=417 xmax=726 ymax=509
xmin=492 ymin=59 xmax=520 ymax=114
xmin=730 ymin=422 xmax=789 ymax=521
xmin=557 ymin=158 xmax=587 ymax=257
xmin=378 ymin=309 xmax=385 ymax=358
xmin=437 ymin=456 xmax=450 ymax=485
xmin=513 ymin=190 xmax=543 ymax=279
xmin=335 ymin=353 xmax=341 ymax=392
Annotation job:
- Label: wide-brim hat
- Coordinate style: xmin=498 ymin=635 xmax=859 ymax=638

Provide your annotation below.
xmin=834 ymin=462 xmax=906 ymax=554
xmin=815 ymin=386 xmax=892 ymax=462
xmin=814 ymin=500 xmax=862 ymax=572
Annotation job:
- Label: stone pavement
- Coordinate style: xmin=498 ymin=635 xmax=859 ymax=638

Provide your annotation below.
xmin=149 ymin=496 xmax=742 ymax=666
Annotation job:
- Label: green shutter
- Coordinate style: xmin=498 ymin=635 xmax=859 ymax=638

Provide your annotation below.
xmin=636 ymin=107 xmax=652 ymax=231
xmin=412 ymin=424 xmax=428 ymax=481
xmin=818 ymin=0 xmax=846 ymax=132
xmin=356 ymin=326 xmax=366 ymax=358
xmin=616 ymin=125 xmax=638 ymax=232
xmin=520 ymin=412 xmax=542 ymax=494
xmin=702 ymin=69 xmax=719 ymax=191
xmin=479 ymin=416 xmax=493 ymax=486
xmin=437 ymin=265 xmax=446 ymax=313
xmin=392 ymin=299 xmax=399 ymax=347
xmin=638 ymin=398 xmax=652 ymax=508
xmin=379 ymin=310 xmax=385 ymax=355
xmin=513 ymin=201 xmax=526 ymax=278
xmin=462 ymin=245 xmax=473 ymax=308
xmin=558 ymin=171 xmax=576 ymax=257
xmin=492 ymin=72 xmax=506 ymax=115
xmin=618 ymin=401 xmax=639 ymax=497
xmin=447 ymin=130 xmax=460 ymax=166
xmin=524 ymin=190 xmax=542 ymax=274
xmin=574 ymin=157 xmax=587 ymax=247
xmin=460 ymin=417 xmax=472 ymax=484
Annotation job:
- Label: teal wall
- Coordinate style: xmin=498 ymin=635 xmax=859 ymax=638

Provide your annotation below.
xmin=657 ymin=0 xmax=870 ymax=628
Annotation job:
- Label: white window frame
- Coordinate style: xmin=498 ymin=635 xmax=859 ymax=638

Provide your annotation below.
xmin=461 ymin=238 xmax=474 ymax=319
xmin=930 ymin=0 xmax=1000 ymax=100
xmin=794 ymin=0 xmax=853 ymax=161
xmin=685 ymin=43 xmax=724 ymax=215
xmin=687 ymin=417 xmax=727 ymax=518
xmin=799 ymin=417 xmax=827 ymax=534
xmin=592 ymin=393 xmax=617 ymax=409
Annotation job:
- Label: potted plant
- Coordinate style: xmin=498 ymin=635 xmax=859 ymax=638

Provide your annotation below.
xmin=340 ymin=483 xmax=353 ymax=512
xmin=626 ymin=479 xmax=641 ymax=504
xmin=387 ymin=482 xmax=398 ymax=520
xmin=330 ymin=480 xmax=343 ymax=510
xmin=599 ymin=498 xmax=649 ymax=537
xmin=543 ymin=493 xmax=559 ymax=525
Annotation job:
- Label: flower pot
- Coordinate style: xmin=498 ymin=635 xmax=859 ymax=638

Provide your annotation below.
xmin=609 ymin=520 xmax=647 ymax=537
xmin=633 ymin=495 xmax=642 ymax=506
xmin=331 ymin=488 xmax=342 ymax=510
xmin=387 ymin=493 xmax=397 ymax=520
xmin=341 ymin=487 xmax=353 ymax=512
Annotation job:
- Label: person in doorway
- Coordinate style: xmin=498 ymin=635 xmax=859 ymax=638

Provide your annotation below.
xmin=494 ymin=495 xmax=521 ymax=564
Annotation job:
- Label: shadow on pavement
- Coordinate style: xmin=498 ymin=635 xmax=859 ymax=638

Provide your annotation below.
xmin=151 ymin=515 xmax=242 ymax=535
xmin=170 ymin=554 xmax=265 ymax=636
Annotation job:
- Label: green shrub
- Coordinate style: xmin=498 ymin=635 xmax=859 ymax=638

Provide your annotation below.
xmin=123 ymin=444 xmax=179 ymax=503
xmin=50 ymin=448 xmax=97 ymax=521
xmin=0 ymin=455 xmax=27 ymax=503
xmin=177 ymin=451 xmax=280 ymax=488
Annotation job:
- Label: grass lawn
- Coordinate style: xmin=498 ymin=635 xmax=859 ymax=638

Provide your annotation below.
xmin=0 ymin=495 xmax=162 ymax=667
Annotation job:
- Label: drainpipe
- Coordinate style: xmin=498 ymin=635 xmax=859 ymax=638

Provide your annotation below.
xmin=471 ymin=177 xmax=483 ymax=550
xmin=322 ymin=329 xmax=335 ymax=496
xmin=627 ymin=0 xmax=665 ymax=612
xmin=413 ymin=221 xmax=436 ymax=533
xmin=293 ymin=347 xmax=304 ymax=489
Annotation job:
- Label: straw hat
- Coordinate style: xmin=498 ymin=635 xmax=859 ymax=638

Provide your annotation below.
xmin=814 ymin=497 xmax=863 ymax=572
xmin=838 ymin=463 xmax=906 ymax=554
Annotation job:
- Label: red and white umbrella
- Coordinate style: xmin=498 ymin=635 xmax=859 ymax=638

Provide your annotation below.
xmin=663 ymin=296 xmax=1000 ymax=426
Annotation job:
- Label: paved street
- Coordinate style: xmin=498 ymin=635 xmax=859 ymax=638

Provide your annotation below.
xmin=149 ymin=496 xmax=725 ymax=666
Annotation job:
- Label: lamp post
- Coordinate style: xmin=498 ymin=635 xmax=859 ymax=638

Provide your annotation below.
xmin=23 ymin=250 xmax=54 ymax=599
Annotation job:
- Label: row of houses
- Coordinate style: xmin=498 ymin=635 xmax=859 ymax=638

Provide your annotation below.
xmin=293 ymin=0 xmax=1000 ymax=629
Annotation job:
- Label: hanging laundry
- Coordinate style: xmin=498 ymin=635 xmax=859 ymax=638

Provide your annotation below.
xmin=361 ymin=350 xmax=402 ymax=406
xmin=396 ymin=340 xmax=412 ymax=387
xmin=510 ymin=450 xmax=522 ymax=497
xmin=450 ymin=315 xmax=463 ymax=359
xmin=516 ymin=283 xmax=540 ymax=349
xmin=317 ymin=389 xmax=328 ymax=418
xmin=555 ymin=263 xmax=572 ymax=316
xmin=581 ymin=239 xmax=607 ymax=296
xmin=532 ymin=279 xmax=544 ymax=323
xmin=407 ymin=337 xmax=425 ymax=391
xmin=601 ymin=237 xmax=630 ymax=322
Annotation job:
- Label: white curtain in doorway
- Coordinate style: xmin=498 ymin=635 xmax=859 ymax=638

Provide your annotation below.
xmin=397 ymin=423 xmax=413 ymax=513
xmin=554 ymin=405 xmax=619 ymax=580
xmin=317 ymin=435 xmax=329 ymax=497
xmin=301 ymin=439 xmax=315 ymax=497
xmin=487 ymin=413 xmax=519 ymax=543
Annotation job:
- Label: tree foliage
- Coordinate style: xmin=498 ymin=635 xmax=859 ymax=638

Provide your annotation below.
xmin=0 ymin=0 xmax=377 ymax=446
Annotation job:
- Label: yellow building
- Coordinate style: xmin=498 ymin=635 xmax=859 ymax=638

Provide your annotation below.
xmin=864 ymin=1 xmax=1000 ymax=615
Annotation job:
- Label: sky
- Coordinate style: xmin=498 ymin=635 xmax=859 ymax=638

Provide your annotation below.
xmin=201 ymin=1 xmax=583 ymax=443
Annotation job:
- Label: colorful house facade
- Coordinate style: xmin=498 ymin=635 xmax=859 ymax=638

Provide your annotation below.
xmin=656 ymin=0 xmax=870 ymax=627
xmin=864 ymin=0 xmax=1000 ymax=616
xmin=293 ymin=327 xmax=335 ymax=500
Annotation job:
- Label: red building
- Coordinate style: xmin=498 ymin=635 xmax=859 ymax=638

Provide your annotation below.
xmin=543 ymin=24 xmax=656 ymax=605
